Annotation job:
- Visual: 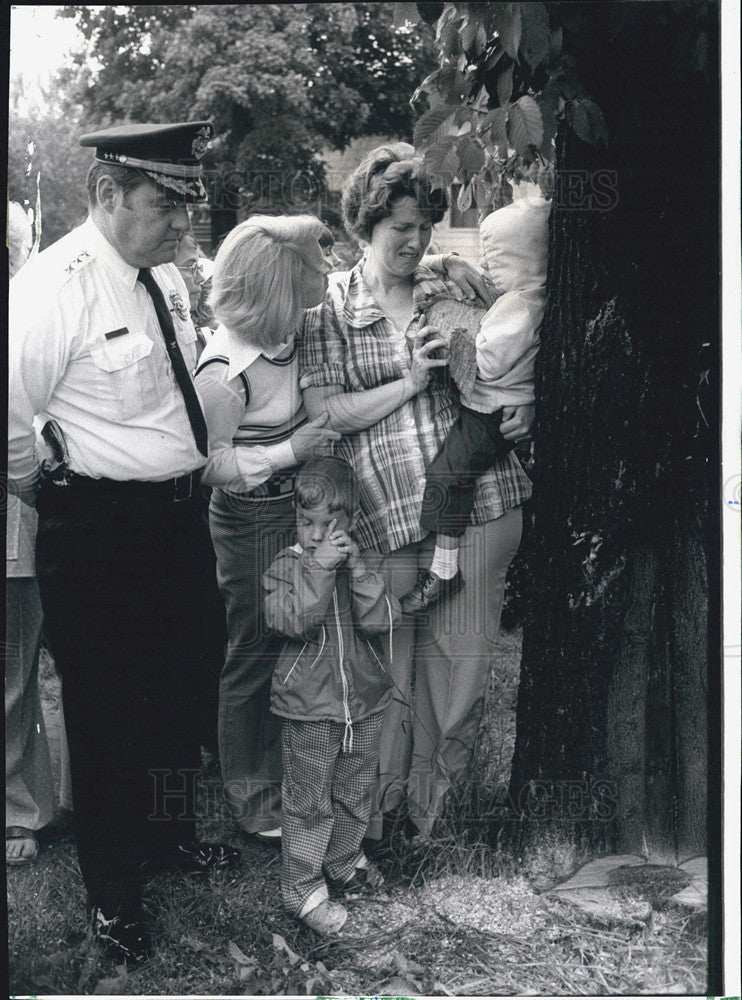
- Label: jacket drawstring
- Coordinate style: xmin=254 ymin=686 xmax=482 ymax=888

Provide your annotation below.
xmin=385 ymin=594 xmax=394 ymax=667
xmin=333 ymin=590 xmax=354 ymax=753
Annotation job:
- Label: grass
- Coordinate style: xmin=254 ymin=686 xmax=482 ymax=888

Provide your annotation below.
xmin=7 ymin=633 xmax=708 ymax=996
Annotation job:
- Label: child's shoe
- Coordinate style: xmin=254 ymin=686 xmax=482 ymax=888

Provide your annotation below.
xmin=301 ymin=899 xmax=348 ymax=934
xmin=400 ymin=569 xmax=464 ymax=615
xmin=331 ymin=859 xmax=385 ymax=896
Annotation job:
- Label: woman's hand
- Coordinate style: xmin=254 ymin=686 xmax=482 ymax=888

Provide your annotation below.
xmin=444 ymin=256 xmax=497 ymax=307
xmin=289 ymin=413 xmax=341 ymax=463
xmin=404 ymin=318 xmax=448 ymax=395
xmin=500 ymin=403 xmax=535 ymax=442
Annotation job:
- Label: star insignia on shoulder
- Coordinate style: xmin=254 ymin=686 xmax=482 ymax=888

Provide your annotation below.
xmin=64 ymin=250 xmax=92 ymax=274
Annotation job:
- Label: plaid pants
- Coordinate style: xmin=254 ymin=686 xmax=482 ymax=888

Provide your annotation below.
xmin=280 ymin=713 xmax=382 ymax=917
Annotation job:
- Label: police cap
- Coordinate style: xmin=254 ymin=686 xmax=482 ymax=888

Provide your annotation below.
xmin=79 ymin=121 xmax=214 ymax=201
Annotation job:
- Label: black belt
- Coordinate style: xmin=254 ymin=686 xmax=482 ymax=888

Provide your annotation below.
xmin=39 ymin=469 xmax=203 ymax=506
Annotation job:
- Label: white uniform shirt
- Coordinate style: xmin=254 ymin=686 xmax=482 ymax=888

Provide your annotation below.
xmin=8 ymin=217 xmax=206 ymax=491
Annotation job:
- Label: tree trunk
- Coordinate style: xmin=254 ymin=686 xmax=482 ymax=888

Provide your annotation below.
xmin=508 ymin=3 xmax=719 ymax=868
xmin=604 ymin=548 xmax=656 ymax=855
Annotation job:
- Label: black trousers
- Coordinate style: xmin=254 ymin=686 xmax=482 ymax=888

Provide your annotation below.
xmin=420 ymin=406 xmax=515 ymax=538
xmin=35 ymin=480 xmax=224 ymax=918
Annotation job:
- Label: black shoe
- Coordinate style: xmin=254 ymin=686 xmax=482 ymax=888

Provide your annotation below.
xmin=400 ymin=569 xmax=464 ymax=615
xmin=90 ymin=906 xmax=151 ymax=965
xmin=330 ymin=860 xmax=385 ymax=897
xmin=174 ymin=839 xmax=241 ymax=872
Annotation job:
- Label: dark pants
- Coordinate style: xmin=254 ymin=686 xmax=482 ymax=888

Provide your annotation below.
xmin=35 ymin=479 xmax=223 ymax=918
xmin=209 ymin=490 xmax=294 ymax=833
xmin=420 ymin=406 xmax=515 ymax=537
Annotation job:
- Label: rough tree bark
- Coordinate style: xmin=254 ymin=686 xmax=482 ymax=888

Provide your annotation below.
xmin=508 ymin=2 xmax=719 ymax=867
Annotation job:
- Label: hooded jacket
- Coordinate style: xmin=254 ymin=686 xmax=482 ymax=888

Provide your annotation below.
xmin=263 ymin=544 xmax=401 ymax=745
xmin=468 ymin=194 xmax=551 ymax=412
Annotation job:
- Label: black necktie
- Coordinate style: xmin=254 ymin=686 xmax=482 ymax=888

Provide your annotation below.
xmin=137 ymin=267 xmax=208 ymax=457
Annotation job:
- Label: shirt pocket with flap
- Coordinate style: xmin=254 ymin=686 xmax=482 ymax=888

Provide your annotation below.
xmin=89 ymin=329 xmax=156 ymax=420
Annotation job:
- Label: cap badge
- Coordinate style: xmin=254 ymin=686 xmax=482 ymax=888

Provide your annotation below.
xmin=191 ymin=126 xmax=211 ymax=160
xmin=169 ymin=289 xmax=190 ymax=322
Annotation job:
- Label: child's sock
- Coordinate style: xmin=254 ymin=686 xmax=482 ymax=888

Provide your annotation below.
xmin=429 ymin=542 xmax=459 ymax=580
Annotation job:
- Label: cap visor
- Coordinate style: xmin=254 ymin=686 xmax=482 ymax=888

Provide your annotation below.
xmin=142 ymin=169 xmax=208 ymax=203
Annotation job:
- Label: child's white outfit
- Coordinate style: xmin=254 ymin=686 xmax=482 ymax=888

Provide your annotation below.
xmin=419 ymin=195 xmax=551 ymax=537
xmin=263 ymin=543 xmax=400 ymax=919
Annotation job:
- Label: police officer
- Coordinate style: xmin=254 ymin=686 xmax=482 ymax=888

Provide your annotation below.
xmin=8 ymin=122 xmax=239 ymax=964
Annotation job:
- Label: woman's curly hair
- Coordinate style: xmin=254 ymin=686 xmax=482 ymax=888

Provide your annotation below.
xmin=342 ymin=142 xmax=448 ymax=243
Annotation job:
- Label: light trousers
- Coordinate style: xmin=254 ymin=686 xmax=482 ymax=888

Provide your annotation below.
xmin=5 ymin=577 xmax=55 ymax=833
xmin=280 ymin=714 xmax=382 ymax=917
xmin=369 ymin=509 xmax=523 ymax=836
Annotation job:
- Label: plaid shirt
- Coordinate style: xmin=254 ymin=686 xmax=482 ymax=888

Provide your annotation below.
xmin=299 ymin=262 xmax=532 ymax=554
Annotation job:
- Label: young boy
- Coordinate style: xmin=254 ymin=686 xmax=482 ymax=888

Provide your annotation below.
xmin=263 ymin=456 xmax=401 ymax=934
xmin=401 ymin=194 xmax=551 ymax=614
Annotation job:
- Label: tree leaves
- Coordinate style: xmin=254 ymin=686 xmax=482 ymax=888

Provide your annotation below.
xmin=520 ymin=2 xmax=551 ymax=70
xmin=436 ymin=5 xmax=462 ymax=59
xmin=412 ymin=2 xmax=608 ymax=211
xmin=62 ymin=4 xmax=440 ymax=191
xmin=392 ymin=2 xmax=420 ymax=27
xmin=456 ymin=178 xmax=474 ymax=213
xmin=422 ymin=136 xmax=460 ymax=189
xmin=483 ymin=107 xmax=509 ymax=155
xmin=566 ymin=98 xmax=608 ymax=144
xmin=489 ymin=2 xmax=522 ymax=60
xmin=508 ymin=95 xmax=544 ymax=157
xmin=457 ymin=135 xmax=485 ymax=176
xmin=413 ymin=102 xmax=459 ymax=148
xmin=496 ymin=64 xmax=514 ymax=105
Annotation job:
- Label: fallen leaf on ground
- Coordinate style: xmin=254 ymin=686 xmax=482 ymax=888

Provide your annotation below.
xmin=228 ymin=940 xmax=253 ymax=965
xmin=92 ymin=970 xmax=129 ymax=995
xmin=378 ymin=973 xmax=421 ymax=993
xmin=669 ymin=857 xmax=707 ymax=911
xmin=272 ymin=932 xmax=302 ymax=965
xmin=548 ymin=855 xmax=646 ymax=892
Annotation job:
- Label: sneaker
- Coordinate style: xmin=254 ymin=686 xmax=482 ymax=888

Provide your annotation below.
xmin=248 ymin=827 xmax=282 ymax=850
xmin=175 ymin=839 xmax=241 ymax=872
xmin=301 ymin=899 xmax=348 ymax=935
xmin=90 ymin=906 xmax=151 ymax=965
xmin=400 ymin=569 xmax=464 ymax=615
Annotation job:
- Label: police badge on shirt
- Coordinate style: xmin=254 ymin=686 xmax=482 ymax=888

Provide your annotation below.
xmin=169 ymin=289 xmax=190 ymax=322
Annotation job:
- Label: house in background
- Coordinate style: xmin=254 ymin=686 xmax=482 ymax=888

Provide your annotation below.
xmin=428 ymin=183 xmax=481 ymax=264
xmin=321 ymin=136 xmax=484 ymax=265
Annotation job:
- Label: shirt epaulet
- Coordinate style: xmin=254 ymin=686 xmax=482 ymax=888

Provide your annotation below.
xmin=60 ymin=248 xmax=96 ymax=285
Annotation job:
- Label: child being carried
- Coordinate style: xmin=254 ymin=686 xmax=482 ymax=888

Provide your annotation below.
xmin=401 ymin=193 xmax=551 ymax=615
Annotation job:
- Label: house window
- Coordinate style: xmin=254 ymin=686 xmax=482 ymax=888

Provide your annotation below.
xmin=449 ymin=184 xmax=478 ymax=228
